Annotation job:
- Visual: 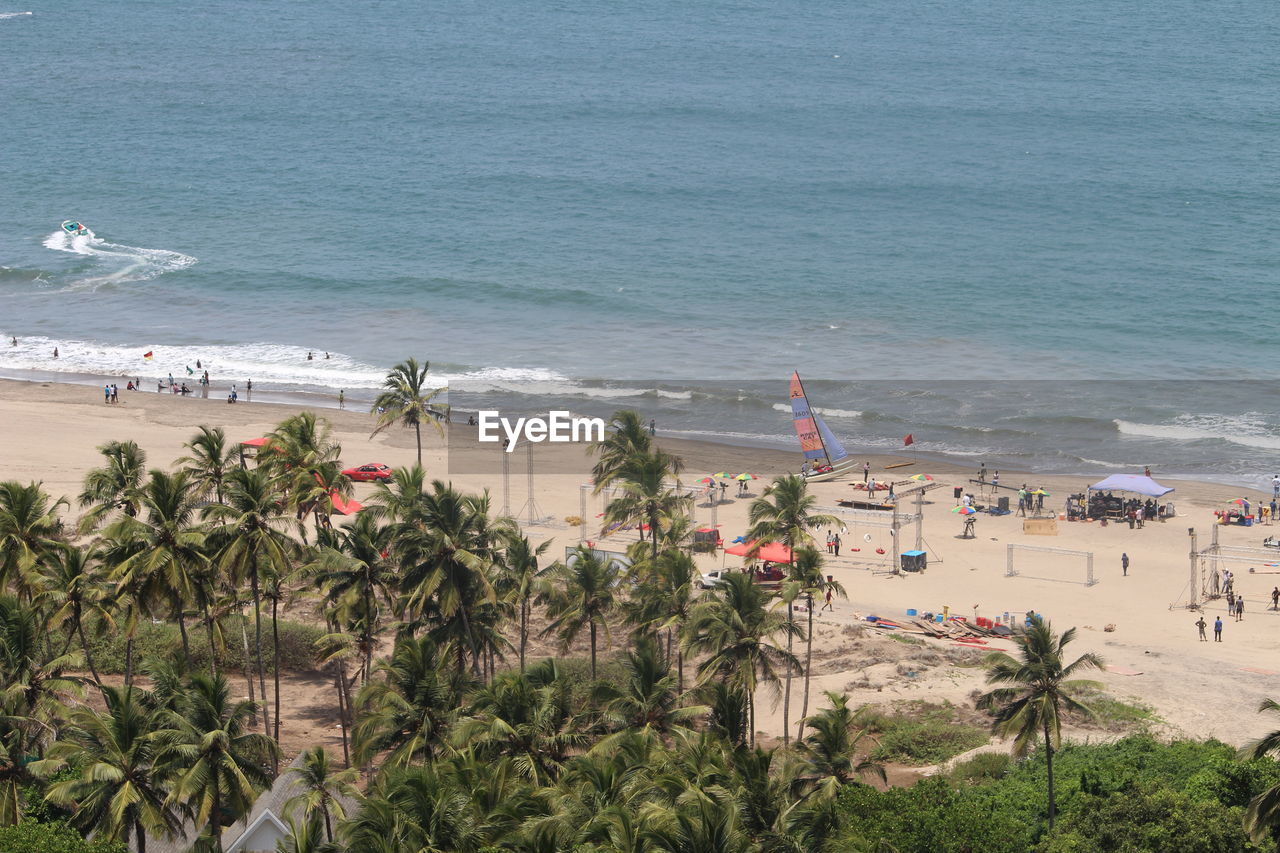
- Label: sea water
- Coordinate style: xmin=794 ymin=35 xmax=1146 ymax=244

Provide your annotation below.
xmin=1 ymin=0 xmax=1277 ymax=485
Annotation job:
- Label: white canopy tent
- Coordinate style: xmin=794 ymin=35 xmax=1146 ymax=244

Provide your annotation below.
xmin=1086 ymin=474 xmax=1175 ymax=519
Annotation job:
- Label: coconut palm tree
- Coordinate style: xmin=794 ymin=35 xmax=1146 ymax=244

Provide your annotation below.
xmin=46 ymin=685 xmax=181 ymax=853
xmin=794 ymin=691 xmax=885 ymax=796
xmin=391 ymin=482 xmax=502 ymax=676
xmin=589 ymin=410 xmax=654 ymax=491
xmin=32 ymin=542 xmax=115 ymax=685
xmin=496 ymin=532 xmax=551 ymax=674
xmin=0 ymin=480 xmax=66 ymax=600
xmin=284 ymin=746 xmax=359 ymax=844
xmin=684 ymin=572 xmax=800 ymax=746
xmin=542 ymin=546 xmax=621 ymax=679
xmin=744 ymin=474 xmax=839 ymax=554
xmin=976 ymin=618 xmax=1104 ymax=829
xmin=153 ymin=672 xmax=276 ymax=853
xmin=260 ymin=413 xmax=348 ymax=533
xmin=352 ymin=635 xmax=463 ymax=769
xmin=792 ymin=548 xmax=845 ymax=743
xmin=370 ymin=358 xmax=447 ymax=466
xmin=1239 ymin=699 xmax=1280 ymax=842
xmin=593 ymin=636 xmax=706 ymax=740
xmin=342 ymin=765 xmax=486 ymax=853
xmin=99 ymin=470 xmax=207 ymax=670
xmin=178 ymin=425 xmax=236 ymax=505
xmin=77 ymin=440 xmax=145 ymax=532
xmin=310 ymin=514 xmax=398 ymax=685
xmin=602 ymin=451 xmax=690 ymax=561
xmin=205 ymin=466 xmax=296 ymax=738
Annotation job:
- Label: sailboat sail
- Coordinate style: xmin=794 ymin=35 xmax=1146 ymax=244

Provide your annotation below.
xmin=789 ymin=372 xmax=828 ymax=461
xmin=816 ymin=413 xmax=849 ymax=464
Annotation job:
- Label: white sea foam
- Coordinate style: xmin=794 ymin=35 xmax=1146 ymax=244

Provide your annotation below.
xmin=1114 ymin=418 xmax=1280 ymax=451
xmin=771 ymin=402 xmax=862 ymax=419
xmin=42 ymin=227 xmax=196 ymax=288
xmin=0 ymin=11 xmax=32 ymax=18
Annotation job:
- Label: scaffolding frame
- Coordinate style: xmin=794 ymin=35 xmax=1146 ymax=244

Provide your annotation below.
xmin=1006 ymin=543 xmax=1096 ymax=587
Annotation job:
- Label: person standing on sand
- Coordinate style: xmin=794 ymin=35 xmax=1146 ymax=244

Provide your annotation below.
xmin=992 ymin=471 xmax=1000 ymax=492
xmin=1236 ymin=597 xmax=1245 ymax=621
xmin=1271 ymin=587 xmax=1278 ymax=610
xmin=1196 ymin=616 xmax=1207 ymax=641
xmin=863 ymin=461 xmax=870 ymax=483
xmin=649 ymin=419 xmax=656 ymax=436
xmin=103 ymin=385 xmax=110 ymax=405
xmin=979 ymin=463 xmax=987 ymax=483
xmin=1121 ymin=553 xmax=1129 ymax=576
xmin=111 ymin=384 xmax=118 ymax=404
xmin=833 ymin=533 xmax=841 ymax=557
xmin=1214 ymin=616 xmax=1223 ymax=641
xmin=339 ymin=389 xmax=345 ymax=409
xmin=823 ymin=579 xmax=834 ymax=611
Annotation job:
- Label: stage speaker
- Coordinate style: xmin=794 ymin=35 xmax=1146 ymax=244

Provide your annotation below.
xmin=900 ymin=551 xmax=927 ymax=572
xmin=998 ymin=496 xmax=1010 ymax=512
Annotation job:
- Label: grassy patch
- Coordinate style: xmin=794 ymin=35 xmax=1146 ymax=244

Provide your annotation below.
xmin=858 ymin=700 xmax=990 ymax=766
xmin=1067 ymin=687 xmax=1161 ymax=732
xmin=885 ymin=632 xmax=925 ymax=646
xmin=947 ymin=750 xmax=1012 ymax=785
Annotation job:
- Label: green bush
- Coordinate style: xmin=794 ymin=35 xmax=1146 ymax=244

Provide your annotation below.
xmin=63 ymin=615 xmax=324 ymax=675
xmin=857 ymin=701 xmax=989 ymax=766
xmin=949 ymin=750 xmax=1013 ymax=785
xmin=0 ymin=821 xmax=125 ymax=853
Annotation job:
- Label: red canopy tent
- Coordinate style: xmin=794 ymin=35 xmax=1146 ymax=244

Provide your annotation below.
xmin=724 ymin=540 xmax=792 ymax=563
xmin=240 ymin=437 xmax=268 ymax=447
xmin=329 ymin=492 xmax=363 ymax=516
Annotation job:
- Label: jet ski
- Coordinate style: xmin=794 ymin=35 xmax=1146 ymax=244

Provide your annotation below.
xmin=61 ymin=220 xmax=89 ymax=236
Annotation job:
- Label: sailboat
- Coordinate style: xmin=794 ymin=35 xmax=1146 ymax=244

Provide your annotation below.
xmin=788 ymin=371 xmax=859 ymax=483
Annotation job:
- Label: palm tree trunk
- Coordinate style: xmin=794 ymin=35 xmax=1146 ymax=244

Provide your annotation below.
xmin=414 ymin=421 xmax=422 ymax=466
xmin=677 ymin=647 xmax=684 ymax=695
xmin=250 ymin=566 xmax=271 ymax=740
xmin=136 ymin=818 xmax=147 ymax=853
xmin=519 ymin=600 xmax=528 ymax=673
xmin=272 ymin=595 xmax=282 ymax=751
xmin=239 ymin=608 xmax=259 ymax=727
xmin=203 ymin=602 xmax=218 ymax=678
xmin=783 ymin=600 xmax=793 ymax=746
xmin=1044 ymin=718 xmax=1056 ymax=828
xmin=648 ymin=506 xmax=660 ymax=561
xmin=76 ymin=621 xmax=102 ymax=686
xmin=749 ymin=685 xmax=756 ymax=747
xmin=322 ymin=802 xmax=333 ymax=843
xmin=210 ymin=774 xmax=223 ymax=853
xmin=798 ymin=596 xmax=814 ymax=742
xmin=333 ymin=665 xmax=350 ymax=766
xmin=125 ymin=637 xmax=134 ymax=688
xmin=590 ymin=619 xmax=598 ymax=679
xmin=177 ymin=611 xmax=191 ymax=662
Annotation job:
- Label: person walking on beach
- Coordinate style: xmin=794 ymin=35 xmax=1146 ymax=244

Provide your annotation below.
xmin=1273 ymin=474 xmax=1280 ymax=499
xmin=103 ymin=384 xmax=111 ymax=405
xmin=339 ymin=389 xmax=345 ymax=409
xmin=110 ymin=384 xmax=118 ymax=404
xmin=992 ymin=471 xmax=1000 ymax=492
xmin=649 ymin=419 xmax=656 ymax=436
xmin=1121 ymin=553 xmax=1129 ymax=577
xmin=1271 ymin=587 xmax=1278 ymax=610
xmin=1196 ymin=616 xmax=1207 ymax=641
xmin=1236 ymin=597 xmax=1245 ymax=621
xmin=979 ymin=463 xmax=987 ymax=484
xmin=833 ymin=533 xmax=841 ymax=557
xmin=1214 ymin=616 xmax=1223 ymax=641
xmin=826 ymin=532 xmax=834 ymax=554
xmin=864 ymin=461 xmax=870 ymax=483
xmin=822 ymin=577 xmax=835 ymax=611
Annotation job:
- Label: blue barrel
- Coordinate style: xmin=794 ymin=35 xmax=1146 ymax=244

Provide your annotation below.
xmin=906 ymin=608 xmax=918 ymax=617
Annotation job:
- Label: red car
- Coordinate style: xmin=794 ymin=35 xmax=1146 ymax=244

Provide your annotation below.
xmin=342 ymin=463 xmax=393 ymax=482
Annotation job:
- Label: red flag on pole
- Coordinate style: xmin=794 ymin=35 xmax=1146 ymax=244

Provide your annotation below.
xmin=903 ymin=433 xmax=914 ymax=446
xmin=143 ymin=351 xmax=154 ymax=361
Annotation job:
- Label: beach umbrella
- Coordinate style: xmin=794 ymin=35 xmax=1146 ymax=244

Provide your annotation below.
xmin=1031 ymin=489 xmax=1051 ymax=496
xmin=952 ymin=506 xmax=977 ymax=515
xmin=735 ymin=472 xmax=758 ymax=481
xmin=1230 ymin=498 xmax=1249 ymax=505
xmin=910 ymin=474 xmax=933 ymax=481
xmin=714 ymin=471 xmax=732 ymax=479
xmin=696 ymin=477 xmax=715 ymax=486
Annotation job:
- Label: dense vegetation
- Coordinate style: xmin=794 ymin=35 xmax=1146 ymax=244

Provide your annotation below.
xmin=1 ymin=361 xmax=1279 ymax=851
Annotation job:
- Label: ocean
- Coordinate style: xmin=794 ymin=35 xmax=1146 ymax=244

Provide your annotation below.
xmin=1 ymin=0 xmax=1277 ymax=486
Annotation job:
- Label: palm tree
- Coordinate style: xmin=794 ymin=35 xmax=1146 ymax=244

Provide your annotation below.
xmin=0 ymin=595 xmax=82 ymax=825
xmin=351 ymin=635 xmax=462 ymax=769
xmin=976 ymin=618 xmax=1104 ymax=829
xmin=594 ymin=636 xmax=706 ymax=740
xmin=343 ymin=766 xmax=486 ymax=853
xmin=179 ymin=425 xmax=236 ymax=505
xmin=284 ymin=746 xmax=358 ymax=844
xmin=310 ymin=513 xmax=398 ymax=685
xmin=370 ymin=358 xmax=447 ymax=466
xmin=793 ymin=548 xmax=845 ymax=743
xmin=153 ymin=672 xmax=277 ymax=853
xmin=0 ymin=480 xmax=66 ymax=600
xmin=1240 ymin=699 xmax=1280 ymax=842
xmin=542 ymin=546 xmax=621 ymax=679
xmin=632 ymin=548 xmax=698 ymax=693
xmin=205 ymin=466 xmax=296 ymax=738
xmin=794 ymin=691 xmax=885 ymax=796
xmin=684 ymin=572 xmax=800 ymax=746
xmin=497 ymin=532 xmax=551 ymax=674
xmin=391 ymin=481 xmax=502 ymax=676
xmin=32 ymin=542 xmax=115 ymax=685
xmin=260 ymin=413 xmax=347 ymax=533
xmin=744 ymin=473 xmax=839 ymax=554
xmin=602 ymin=451 xmax=690 ymax=561
xmin=77 ymin=440 xmax=145 ymax=532
xmin=46 ymin=685 xmax=181 ymax=853
xmin=99 ymin=470 xmax=207 ymax=674
xmin=589 ymin=410 xmax=654 ymax=490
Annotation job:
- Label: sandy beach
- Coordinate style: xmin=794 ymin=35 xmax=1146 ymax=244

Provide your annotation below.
xmin=4 ymin=375 xmax=1279 ymax=754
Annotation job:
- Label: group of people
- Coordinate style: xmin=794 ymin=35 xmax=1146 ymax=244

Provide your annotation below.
xmin=824 ymin=530 xmax=843 ymax=556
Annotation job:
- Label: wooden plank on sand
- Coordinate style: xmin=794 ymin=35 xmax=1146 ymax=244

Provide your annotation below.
xmin=884 ymin=461 xmax=915 ymax=469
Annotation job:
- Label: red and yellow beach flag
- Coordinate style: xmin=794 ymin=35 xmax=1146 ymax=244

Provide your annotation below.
xmin=903 ymin=433 xmax=914 ymax=446
xmin=143 ymin=351 xmax=154 ymax=361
